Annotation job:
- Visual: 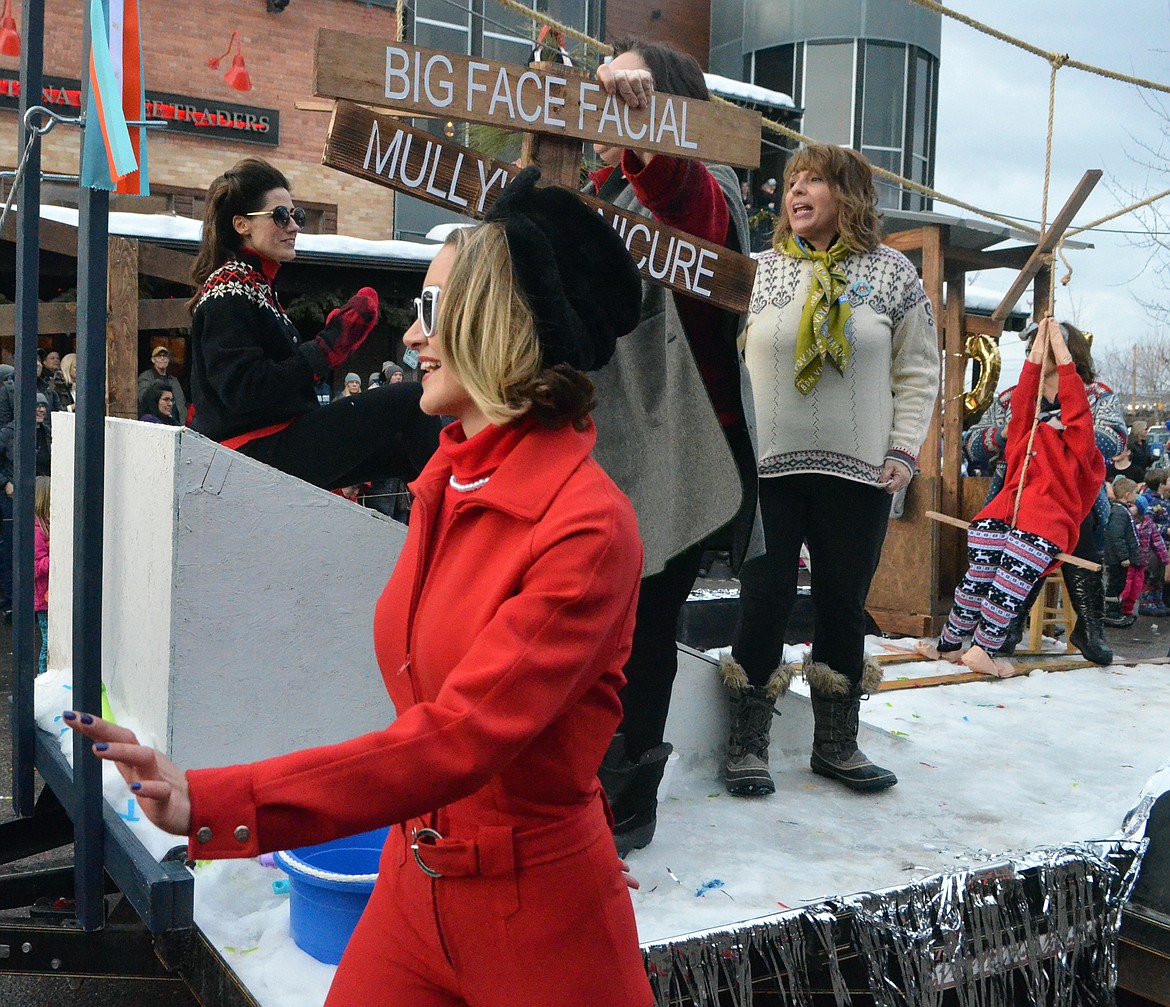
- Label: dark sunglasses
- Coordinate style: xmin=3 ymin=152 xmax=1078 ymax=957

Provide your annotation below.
xmin=412 ymin=285 xmax=441 ymax=339
xmin=244 ymin=205 xmax=307 ymax=229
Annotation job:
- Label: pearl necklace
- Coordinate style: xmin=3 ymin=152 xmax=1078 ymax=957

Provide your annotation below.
xmin=449 ymin=474 xmax=490 ymax=492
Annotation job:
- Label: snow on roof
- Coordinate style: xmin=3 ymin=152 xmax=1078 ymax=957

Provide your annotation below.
xmin=703 ymin=72 xmax=796 ymax=112
xmin=37 ymin=205 xmax=443 ymax=268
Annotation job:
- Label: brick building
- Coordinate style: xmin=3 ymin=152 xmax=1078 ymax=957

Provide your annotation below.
xmin=1 ymin=0 xmax=406 ymax=238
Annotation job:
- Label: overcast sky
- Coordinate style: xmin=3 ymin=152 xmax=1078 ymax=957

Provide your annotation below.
xmin=933 ymin=1 xmax=1170 ymax=369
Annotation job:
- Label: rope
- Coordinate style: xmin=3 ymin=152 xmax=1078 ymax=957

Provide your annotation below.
xmin=1011 ymin=340 xmax=1050 ymax=529
xmin=1040 ymin=55 xmax=1066 ymax=233
xmin=396 ymin=0 xmax=405 ymax=43
xmin=479 ymin=1 xmax=1170 ymax=246
xmin=902 ymin=0 xmax=1170 ymax=95
xmin=491 ymin=0 xmax=611 ymax=57
xmin=1067 ymin=186 xmax=1170 ymax=238
xmin=0 ymin=128 xmax=38 ymax=235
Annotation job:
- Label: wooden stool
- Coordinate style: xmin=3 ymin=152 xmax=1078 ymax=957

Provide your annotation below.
xmin=1019 ymin=571 xmax=1077 ymax=654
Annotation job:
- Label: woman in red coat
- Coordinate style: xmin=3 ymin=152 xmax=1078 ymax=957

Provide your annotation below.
xmin=925 ymin=317 xmax=1104 ymax=676
xmin=64 ymin=169 xmax=653 ymax=1007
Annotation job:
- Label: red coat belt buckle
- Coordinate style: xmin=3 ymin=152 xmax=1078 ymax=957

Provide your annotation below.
xmin=411 ymin=827 xmax=445 ymax=878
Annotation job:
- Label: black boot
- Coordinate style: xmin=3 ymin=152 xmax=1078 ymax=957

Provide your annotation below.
xmin=719 ymin=655 xmax=787 ymax=797
xmin=809 ymin=689 xmax=897 ymax=792
xmin=1064 ymin=565 xmax=1113 ymax=665
xmin=598 ymin=735 xmax=672 ymax=856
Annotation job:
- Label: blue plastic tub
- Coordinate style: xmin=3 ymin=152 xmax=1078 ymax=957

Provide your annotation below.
xmin=273 ymin=826 xmax=390 ymax=965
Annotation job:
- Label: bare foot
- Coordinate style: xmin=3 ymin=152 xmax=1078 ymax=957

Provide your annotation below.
xmin=914 ymin=640 xmax=963 ymax=663
xmin=961 ymin=645 xmax=1014 ymax=678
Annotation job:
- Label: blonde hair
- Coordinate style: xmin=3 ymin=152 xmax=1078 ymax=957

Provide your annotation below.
xmin=59 ymin=352 xmax=77 ymax=387
xmin=437 ymin=225 xmax=543 ymax=426
xmin=774 ymin=144 xmax=882 ymax=254
xmin=34 ymin=475 xmax=50 ymax=537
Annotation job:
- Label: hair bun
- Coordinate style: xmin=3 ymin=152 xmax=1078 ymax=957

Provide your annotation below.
xmin=485 ymin=167 xmax=641 ymax=371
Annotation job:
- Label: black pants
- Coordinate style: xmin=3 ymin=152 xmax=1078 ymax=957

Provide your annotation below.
xmin=733 ymin=474 xmax=891 ymax=688
xmin=618 ymin=423 xmax=755 ymax=761
xmin=238 ymin=383 xmax=441 ymax=491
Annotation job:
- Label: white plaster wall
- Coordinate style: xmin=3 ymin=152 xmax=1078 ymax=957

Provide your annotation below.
xmin=50 ymin=416 xmax=177 ymax=699
xmin=167 ymin=433 xmax=402 ymax=767
xmin=51 ymin=417 xmax=405 ymax=769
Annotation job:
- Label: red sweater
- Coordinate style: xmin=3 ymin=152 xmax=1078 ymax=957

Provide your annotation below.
xmin=977 ymin=361 xmax=1104 ymax=554
xmin=588 ymin=153 xmax=743 ymax=426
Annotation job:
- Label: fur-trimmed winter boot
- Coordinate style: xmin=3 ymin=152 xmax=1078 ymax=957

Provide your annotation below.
xmin=805 ymin=659 xmax=897 ymax=792
xmin=1064 ymin=565 xmax=1113 ymax=665
xmin=719 ymin=655 xmax=789 ymax=796
xmin=598 ymin=733 xmax=673 ymax=856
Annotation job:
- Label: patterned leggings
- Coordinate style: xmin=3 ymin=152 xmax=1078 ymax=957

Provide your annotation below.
xmin=940 ymin=518 xmax=1061 ymax=655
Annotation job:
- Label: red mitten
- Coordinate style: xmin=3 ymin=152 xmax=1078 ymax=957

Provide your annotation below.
xmin=314 ymin=287 xmax=379 ymax=369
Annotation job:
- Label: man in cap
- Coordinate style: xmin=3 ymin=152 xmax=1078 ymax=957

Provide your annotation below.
xmin=138 ymin=346 xmax=187 ymax=425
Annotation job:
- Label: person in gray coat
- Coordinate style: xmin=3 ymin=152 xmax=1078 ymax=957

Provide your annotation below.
xmin=586 ymin=38 xmax=763 ymax=854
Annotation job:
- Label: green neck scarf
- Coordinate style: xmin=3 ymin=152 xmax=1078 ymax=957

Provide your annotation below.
xmin=784 ymin=234 xmax=853 ymax=395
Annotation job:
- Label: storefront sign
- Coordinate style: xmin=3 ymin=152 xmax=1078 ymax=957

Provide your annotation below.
xmin=0 ymin=74 xmax=280 ymax=146
xmin=323 ymin=101 xmax=755 ymax=311
xmin=314 ymin=33 xmax=760 ymax=169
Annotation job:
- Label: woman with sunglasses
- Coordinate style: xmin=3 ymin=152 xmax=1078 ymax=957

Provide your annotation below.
xmin=65 ymin=168 xmax=653 ymax=1007
xmin=187 ymin=157 xmax=440 ymax=489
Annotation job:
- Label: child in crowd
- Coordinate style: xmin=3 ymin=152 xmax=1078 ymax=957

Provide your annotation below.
xmin=1141 ymin=470 xmax=1170 ymax=612
xmin=33 ymin=475 xmax=49 ymax=676
xmin=1136 ymin=494 xmax=1170 ymax=616
xmin=1104 ymin=477 xmax=1141 ymax=627
xmin=921 ymin=319 xmax=1103 ymax=676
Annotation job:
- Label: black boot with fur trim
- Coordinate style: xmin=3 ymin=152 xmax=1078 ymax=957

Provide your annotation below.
xmin=719 ymin=655 xmax=789 ymax=796
xmin=805 ymin=658 xmax=897 ymax=792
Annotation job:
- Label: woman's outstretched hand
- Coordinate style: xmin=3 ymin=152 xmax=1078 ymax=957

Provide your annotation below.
xmin=62 ymin=711 xmax=192 ymax=837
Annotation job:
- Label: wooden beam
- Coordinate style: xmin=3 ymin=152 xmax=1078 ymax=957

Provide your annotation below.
xmin=0 ymin=213 xmax=84 ymax=258
xmin=940 ymin=266 xmax=967 ymax=591
xmin=519 ymin=64 xmax=586 ymax=190
xmin=884 ymin=228 xmax=925 ymax=254
xmin=314 ymin=32 xmax=762 ymax=168
xmin=917 ymin=224 xmax=945 ymax=482
xmin=0 ymin=298 xmax=189 ymax=338
xmin=965 ymin=314 xmax=1010 ymax=338
xmin=137 ymin=298 xmax=191 ymax=330
xmin=991 ymin=170 xmax=1102 ymax=324
xmin=925 ymin=510 xmax=1101 ymax=570
xmin=107 ymin=238 xmax=139 ymax=420
xmin=137 ymin=244 xmax=196 ymax=287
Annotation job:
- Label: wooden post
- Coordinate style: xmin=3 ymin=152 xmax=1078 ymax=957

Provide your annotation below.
xmin=106 ymin=236 xmax=139 ymax=420
xmin=917 ymin=224 xmax=945 ymax=481
xmin=939 ymin=266 xmax=967 ymax=596
xmin=520 ymin=63 xmax=586 ymax=189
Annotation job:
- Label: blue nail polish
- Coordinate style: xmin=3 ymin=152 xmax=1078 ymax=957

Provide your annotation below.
xmin=62 ymin=711 xmax=77 ymax=721
xmin=94 ymin=742 xmax=109 ymax=752
xmin=80 ymin=714 xmax=94 ymax=725
xmin=130 ymin=782 xmax=142 ymax=792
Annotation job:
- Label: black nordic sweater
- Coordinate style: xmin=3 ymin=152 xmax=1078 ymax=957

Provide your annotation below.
xmin=189 ymin=250 xmax=330 ymax=443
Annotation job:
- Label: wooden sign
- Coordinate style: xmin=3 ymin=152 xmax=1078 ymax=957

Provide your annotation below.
xmin=314 ymin=31 xmax=761 ymax=170
xmin=323 ymin=101 xmax=756 ymax=312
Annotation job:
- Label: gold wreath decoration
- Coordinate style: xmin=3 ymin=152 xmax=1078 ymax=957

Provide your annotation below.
xmin=963 ymin=333 xmax=1001 ymax=419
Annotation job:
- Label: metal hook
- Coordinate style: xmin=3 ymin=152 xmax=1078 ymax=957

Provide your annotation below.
xmin=23 ymin=105 xmax=83 ymax=136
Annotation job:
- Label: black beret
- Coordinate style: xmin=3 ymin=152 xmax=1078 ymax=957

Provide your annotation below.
xmin=485 ymin=166 xmax=642 ymax=371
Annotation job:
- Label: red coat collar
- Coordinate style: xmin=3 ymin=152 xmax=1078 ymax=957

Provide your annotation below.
xmin=410 ymin=417 xmax=597 ymax=522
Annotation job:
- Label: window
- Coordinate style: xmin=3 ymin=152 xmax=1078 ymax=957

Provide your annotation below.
xmin=800 ymin=42 xmax=854 ymax=147
xmin=752 ymin=44 xmax=796 ymax=99
xmin=906 ymin=52 xmax=936 ymax=210
xmin=860 ymin=42 xmax=906 ymax=209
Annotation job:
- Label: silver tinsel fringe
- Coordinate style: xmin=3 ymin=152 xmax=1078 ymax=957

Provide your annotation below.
xmin=640 ymin=840 xmax=1144 ymax=1007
